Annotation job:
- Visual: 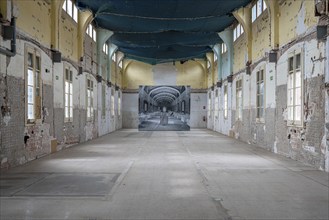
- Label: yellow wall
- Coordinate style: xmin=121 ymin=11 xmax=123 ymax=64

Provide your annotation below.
xmin=176 ymin=60 xmax=207 ymax=89
xmin=122 ymin=60 xmax=207 ymax=90
xmin=278 ymin=0 xmax=318 ymax=46
xmin=83 ymin=35 xmax=96 ymax=73
xmin=14 ymin=0 xmax=52 ymax=47
xmin=252 ymin=9 xmax=270 ymax=61
xmin=122 ymin=60 xmax=153 ymax=89
xmin=233 ymin=35 xmax=247 ymax=73
xmin=59 ymin=11 xmax=79 ymax=61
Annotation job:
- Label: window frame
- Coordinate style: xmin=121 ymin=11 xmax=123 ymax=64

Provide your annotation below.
xmin=251 ymin=0 xmax=267 ymax=23
xmin=118 ymin=91 xmax=121 ymax=116
xmin=102 ymin=84 xmax=106 ymax=118
xmin=103 ymin=43 xmax=109 ymax=55
xmin=256 ymin=68 xmax=266 ymax=122
xmin=86 ymin=76 xmax=94 ymax=122
xmin=224 ymin=84 xmax=228 ymax=119
xmin=86 ymin=24 xmax=97 ymax=42
xmin=111 ymin=88 xmax=115 ymax=117
xmin=221 ymin=43 xmax=227 ymax=54
xmin=236 ymin=78 xmax=243 ymax=121
xmin=207 ymin=91 xmax=212 ymax=119
xmin=287 ymin=51 xmax=303 ymax=127
xmin=214 ymin=89 xmax=219 ymax=118
xmin=25 ymin=46 xmax=42 ymax=125
xmin=64 ymin=66 xmax=73 ymax=122
xmin=233 ymin=24 xmax=244 ymax=42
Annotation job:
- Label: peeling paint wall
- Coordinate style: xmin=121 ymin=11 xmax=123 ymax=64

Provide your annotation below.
xmin=208 ymin=0 xmax=328 ymax=171
xmin=278 ymin=0 xmax=318 ymax=46
xmin=252 ymin=9 xmax=271 ymax=61
xmin=14 ymin=0 xmax=52 ymax=47
xmin=0 ymin=0 xmax=122 ymax=169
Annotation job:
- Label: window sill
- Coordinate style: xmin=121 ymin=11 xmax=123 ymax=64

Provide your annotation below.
xmin=256 ymin=118 xmax=265 ymax=124
xmin=287 ymin=123 xmax=303 ymax=128
xmin=26 ymin=119 xmax=42 ymax=126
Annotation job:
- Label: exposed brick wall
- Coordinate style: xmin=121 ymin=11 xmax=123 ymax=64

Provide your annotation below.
xmin=0 ymin=76 xmax=25 ymax=168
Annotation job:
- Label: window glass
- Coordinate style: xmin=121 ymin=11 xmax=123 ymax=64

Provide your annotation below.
xmin=67 ymin=0 xmax=72 ymax=17
xmin=252 ymin=5 xmax=257 ymax=22
xmin=257 ymin=0 xmax=262 ymax=17
xmin=73 ymin=5 xmax=78 ymax=22
xmin=62 ymin=0 xmax=67 ymax=11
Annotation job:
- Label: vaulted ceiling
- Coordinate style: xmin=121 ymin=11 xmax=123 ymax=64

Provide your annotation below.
xmin=76 ymin=0 xmax=251 ymax=64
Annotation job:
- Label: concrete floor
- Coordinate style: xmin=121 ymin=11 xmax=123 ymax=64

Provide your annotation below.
xmin=0 ymin=129 xmax=328 ymax=220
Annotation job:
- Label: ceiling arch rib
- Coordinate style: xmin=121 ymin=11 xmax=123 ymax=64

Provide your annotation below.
xmin=149 ymin=86 xmax=180 ymax=97
xmin=153 ymin=93 xmax=177 ymax=101
xmin=154 ymin=96 xmax=176 ymax=103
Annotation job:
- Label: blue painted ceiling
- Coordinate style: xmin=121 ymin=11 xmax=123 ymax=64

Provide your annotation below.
xmin=76 ymin=0 xmax=251 ymax=65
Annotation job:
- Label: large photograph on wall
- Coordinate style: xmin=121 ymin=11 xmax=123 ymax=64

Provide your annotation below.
xmin=138 ymin=86 xmax=191 ymax=131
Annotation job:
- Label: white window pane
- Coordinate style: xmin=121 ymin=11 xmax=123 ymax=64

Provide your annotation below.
xmin=295 ymin=105 xmax=301 ymax=121
xmin=252 ymin=5 xmax=257 ymax=22
xmin=73 ymin=5 xmax=78 ymax=22
xmin=62 ymin=0 xmax=67 ymax=11
xmin=65 ymin=106 xmax=69 ymax=118
xmin=93 ymin=29 xmax=97 ymax=42
xmin=87 ymin=108 xmax=90 ymax=118
xmin=88 ymin=25 xmax=92 ymax=37
xmin=67 ymin=0 xmax=72 ymax=17
xmin=237 ymin=25 xmax=241 ymax=37
xmin=70 ymin=107 xmax=73 ymax=118
xmin=263 ymin=0 xmax=267 ymax=10
xmin=295 ymin=71 xmax=301 ymax=87
xmin=257 ymin=0 xmax=262 ymax=17
xmin=295 ymin=87 xmax=302 ymax=105
xmin=70 ymin=83 xmax=73 ymax=94
xmin=28 ymin=104 xmax=34 ymax=120
xmin=240 ymin=25 xmax=244 ymax=34
xmin=65 ymin=94 xmax=69 ymax=107
xmin=28 ymin=69 xmax=34 ymax=86
xmin=28 ymin=86 xmax=34 ymax=104
xmin=70 ymin=94 xmax=73 ymax=107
